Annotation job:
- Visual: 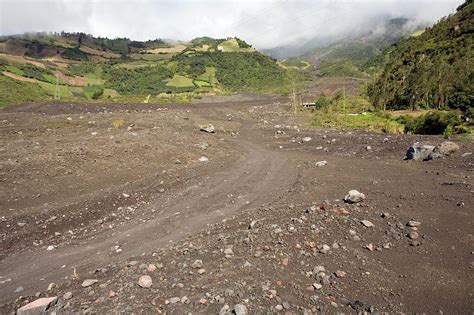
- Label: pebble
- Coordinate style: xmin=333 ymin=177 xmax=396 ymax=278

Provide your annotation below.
xmin=191 ymin=259 xmax=203 ymax=269
xmin=81 ymin=279 xmax=98 ymax=288
xmin=169 ymin=297 xmax=180 ymax=304
xmin=407 ymin=220 xmax=421 ymax=227
xmin=138 ymin=275 xmax=152 ymax=288
xmin=63 ymin=292 xmax=73 ymax=300
xmin=315 ymin=160 xmax=328 ymax=167
xmin=361 ymin=220 xmax=374 ymax=228
xmin=408 ymin=231 xmax=419 ymax=239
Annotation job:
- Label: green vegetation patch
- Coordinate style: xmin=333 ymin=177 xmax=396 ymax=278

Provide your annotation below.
xmin=61 ymin=46 xmax=89 ymax=61
xmin=368 ymin=1 xmax=473 ymax=112
xmin=0 ymin=75 xmax=49 ymax=107
xmin=83 ymin=85 xmax=104 ymax=99
xmin=312 ymin=111 xmax=405 ymax=134
xmin=166 ymin=74 xmax=195 ymax=87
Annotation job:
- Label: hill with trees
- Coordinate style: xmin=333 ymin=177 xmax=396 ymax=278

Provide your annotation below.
xmin=0 ymin=34 xmax=305 ymax=106
xmin=367 ymin=0 xmax=473 ymax=112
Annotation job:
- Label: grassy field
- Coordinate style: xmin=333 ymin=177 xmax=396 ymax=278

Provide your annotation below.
xmin=166 ymin=74 xmax=195 ymax=87
xmin=146 ymin=44 xmax=186 ymax=54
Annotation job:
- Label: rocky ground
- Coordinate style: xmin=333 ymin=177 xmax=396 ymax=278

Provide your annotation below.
xmin=0 ymin=96 xmax=473 ymax=314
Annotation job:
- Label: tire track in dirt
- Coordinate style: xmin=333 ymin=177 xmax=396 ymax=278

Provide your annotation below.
xmin=0 ymin=137 xmax=295 ymax=303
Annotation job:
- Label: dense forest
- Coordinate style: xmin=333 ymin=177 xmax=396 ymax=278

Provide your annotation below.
xmin=367 ymin=0 xmax=473 ymax=112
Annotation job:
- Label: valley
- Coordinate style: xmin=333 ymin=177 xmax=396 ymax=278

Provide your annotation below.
xmin=0 ymin=97 xmax=473 ymax=314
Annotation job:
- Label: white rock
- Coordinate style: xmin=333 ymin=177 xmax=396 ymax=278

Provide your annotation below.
xmin=198 ymin=156 xmax=209 ymax=162
xmin=344 ymin=190 xmax=366 ymax=203
xmin=315 ymin=160 xmax=327 ymax=167
xmin=361 ymin=220 xmax=374 ymax=228
xmin=81 ymin=279 xmax=98 ymax=287
xmin=302 ymin=137 xmax=312 ymax=142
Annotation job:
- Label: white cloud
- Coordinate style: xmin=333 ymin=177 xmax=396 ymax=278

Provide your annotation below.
xmin=0 ymin=0 xmax=464 ymax=48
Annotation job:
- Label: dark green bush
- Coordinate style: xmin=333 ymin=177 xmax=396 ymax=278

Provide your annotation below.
xmin=62 ymin=46 xmax=89 ymax=61
xmin=397 ymin=111 xmax=462 ymax=135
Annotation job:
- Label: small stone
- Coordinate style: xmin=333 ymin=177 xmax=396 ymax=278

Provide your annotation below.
xmin=313 ymin=283 xmax=322 ymax=290
xmin=302 ymin=137 xmax=312 ymax=142
xmin=191 ymin=260 xmax=203 ymax=269
xmin=108 ymin=290 xmax=116 ymax=298
xmin=198 ymin=156 xmax=209 ymax=162
xmin=169 ymin=297 xmax=180 ymax=304
xmin=335 ymin=270 xmax=346 ymax=278
xmin=282 ymin=301 xmax=290 ymax=309
xmin=344 ymin=190 xmax=366 ymax=204
xmin=47 ymin=283 xmax=56 ymax=291
xmin=361 ymin=220 xmax=374 ymax=228
xmin=408 ymin=231 xmax=420 ymax=239
xmin=63 ymin=292 xmax=73 ymax=300
xmin=407 ymin=221 xmax=421 ymax=227
xmin=122 ymin=193 xmax=130 ymax=198
xmin=315 ymin=160 xmax=327 ymax=167
xmin=198 ymin=268 xmax=206 ymax=274
xmin=224 ymin=246 xmax=234 ymax=257
xmin=46 ymin=245 xmax=55 ymax=251
xmin=138 ymin=275 xmax=152 ymax=288
xmin=15 ymin=287 xmax=24 ymax=293
xmin=81 ymin=279 xmax=98 ymax=288
xmin=147 ymin=264 xmax=157 ymax=272
xmin=275 ymin=304 xmax=284 ymax=311
xmin=366 ymin=243 xmax=374 ymax=251
xmin=410 ymin=240 xmax=421 ymax=246
xmin=319 ymin=244 xmax=331 ymax=254
xmin=200 ymin=124 xmax=215 ymax=133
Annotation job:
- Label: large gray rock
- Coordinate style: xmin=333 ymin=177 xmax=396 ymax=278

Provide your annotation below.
xmin=17 ymin=297 xmax=58 ymax=315
xmin=434 ymin=141 xmax=460 ymax=155
xmin=405 ymin=142 xmax=435 ymax=161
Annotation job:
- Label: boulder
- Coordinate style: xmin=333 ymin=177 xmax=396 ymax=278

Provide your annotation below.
xmin=200 ymin=124 xmax=215 ymax=133
xmin=434 ymin=141 xmax=460 ymax=156
xmin=344 ymin=190 xmax=366 ymax=204
xmin=405 ymin=142 xmax=435 ymax=161
xmin=17 ymin=297 xmax=58 ymax=315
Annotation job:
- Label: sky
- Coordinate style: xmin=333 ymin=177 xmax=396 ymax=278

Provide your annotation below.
xmin=0 ymin=0 xmax=464 ymax=49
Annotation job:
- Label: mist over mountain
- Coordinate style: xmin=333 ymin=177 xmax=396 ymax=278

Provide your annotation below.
xmin=0 ymin=0 xmax=462 ymax=50
xmin=263 ymin=16 xmax=430 ymax=59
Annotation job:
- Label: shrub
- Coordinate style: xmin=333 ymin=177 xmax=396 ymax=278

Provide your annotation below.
xmin=397 ymin=111 xmax=462 ymax=135
xmin=83 ymin=85 xmax=104 ymax=99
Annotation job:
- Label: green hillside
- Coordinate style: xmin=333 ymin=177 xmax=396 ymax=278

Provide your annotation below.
xmin=0 ymin=34 xmax=305 ymax=107
xmin=367 ymin=0 xmax=473 ymax=111
xmin=305 ymin=18 xmax=425 ymax=78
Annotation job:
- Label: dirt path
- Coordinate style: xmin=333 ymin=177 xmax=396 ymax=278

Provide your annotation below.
xmin=0 ymin=136 xmax=294 ymax=304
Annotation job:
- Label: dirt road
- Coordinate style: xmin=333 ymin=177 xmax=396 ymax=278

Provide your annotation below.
xmin=0 ymin=97 xmax=472 ymax=313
